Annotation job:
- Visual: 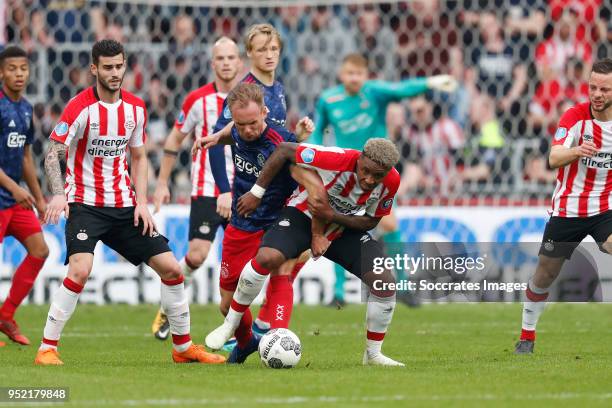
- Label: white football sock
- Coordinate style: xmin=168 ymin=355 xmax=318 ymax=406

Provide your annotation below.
xmin=40 ymin=284 xmax=81 ymax=350
xmin=161 ymin=280 xmax=192 ymax=351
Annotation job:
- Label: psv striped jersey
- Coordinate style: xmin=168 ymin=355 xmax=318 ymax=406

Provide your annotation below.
xmin=290 ymin=144 xmax=400 ymax=219
xmin=50 ymin=87 xmax=146 ymax=207
xmin=551 ymin=102 xmax=612 ymax=218
xmin=175 ymin=83 xmax=234 ymax=197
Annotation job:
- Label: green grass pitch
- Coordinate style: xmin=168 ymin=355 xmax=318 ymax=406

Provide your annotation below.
xmin=0 ymin=303 xmax=611 ymax=407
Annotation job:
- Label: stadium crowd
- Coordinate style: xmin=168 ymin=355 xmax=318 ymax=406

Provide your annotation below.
xmin=3 ymin=0 xmax=611 ymax=204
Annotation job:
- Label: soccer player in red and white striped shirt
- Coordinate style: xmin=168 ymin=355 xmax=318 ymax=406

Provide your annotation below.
xmin=34 ymin=40 xmax=225 ymax=366
xmin=206 ymin=139 xmax=405 ymax=366
xmin=149 ymin=37 xmax=241 ymax=340
xmin=515 ymin=58 xmax=612 ymax=354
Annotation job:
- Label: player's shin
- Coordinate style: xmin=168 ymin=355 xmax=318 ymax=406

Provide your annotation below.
xmin=226 ymin=259 xmax=270 ymax=328
xmin=161 ymin=276 xmax=192 ymax=352
xmin=268 ymin=274 xmax=293 ymax=329
xmin=520 ymin=279 xmax=549 ymax=341
xmin=40 ymin=277 xmax=83 ymax=350
xmin=365 ymin=292 xmax=396 ymax=359
xmin=0 ymin=255 xmax=46 ymax=320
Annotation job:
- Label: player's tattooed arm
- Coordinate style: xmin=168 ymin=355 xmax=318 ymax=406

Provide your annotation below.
xmin=44 ymin=140 xmax=70 ymax=224
xmin=45 ymin=140 xmax=67 ymax=195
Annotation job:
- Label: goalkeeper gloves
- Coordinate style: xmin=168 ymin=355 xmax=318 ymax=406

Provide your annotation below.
xmin=426 ymin=75 xmax=458 ymax=93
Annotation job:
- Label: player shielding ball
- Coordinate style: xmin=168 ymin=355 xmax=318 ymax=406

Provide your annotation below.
xmin=150 ymin=37 xmax=241 ymax=341
xmin=193 ymin=83 xmax=319 ymax=363
xmin=515 ymin=58 xmax=612 ymax=354
xmin=206 ymin=139 xmax=405 ymax=366
xmin=0 ymin=46 xmax=49 ymax=347
xmin=34 ymin=40 xmax=225 ymax=365
xmin=197 ymin=23 xmax=313 ymax=337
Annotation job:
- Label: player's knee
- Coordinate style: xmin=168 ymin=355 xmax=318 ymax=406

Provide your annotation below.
xmin=535 ymin=255 xmax=563 ymax=283
xmin=186 ymin=250 xmax=207 ymax=268
xmin=364 ymin=270 xmax=396 ymax=298
xmin=160 ymin=261 xmax=182 ymax=281
xmin=67 ymin=263 xmax=90 ymax=285
xmin=30 ymin=242 xmax=50 ymax=259
xmin=255 ymin=248 xmax=285 ymax=271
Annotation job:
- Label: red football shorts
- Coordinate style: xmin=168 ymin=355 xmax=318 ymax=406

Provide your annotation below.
xmin=0 ymin=204 xmax=42 ymax=243
xmin=218 ymin=224 xmax=265 ymax=292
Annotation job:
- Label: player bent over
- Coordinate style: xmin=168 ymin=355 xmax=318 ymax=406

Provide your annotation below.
xmin=515 ymin=58 xmax=612 ymax=354
xmin=206 ymin=139 xmax=405 ymax=366
xmin=34 ymin=39 xmax=225 ymax=365
xmin=0 ymin=46 xmax=49 ymax=346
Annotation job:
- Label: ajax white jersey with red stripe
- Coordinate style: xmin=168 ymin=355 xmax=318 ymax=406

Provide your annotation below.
xmin=175 ymin=83 xmax=234 ymax=197
xmin=50 ymin=87 xmax=145 ymax=207
xmin=551 ymin=102 xmax=612 ymax=217
xmin=290 ymin=144 xmax=400 ymax=218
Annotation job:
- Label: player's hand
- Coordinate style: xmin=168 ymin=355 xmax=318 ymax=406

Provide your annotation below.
xmin=311 ymin=233 xmax=330 ymax=260
xmin=574 ymin=141 xmax=597 ymax=158
xmin=295 ymin=116 xmax=315 ymax=142
xmin=237 ymin=192 xmax=261 ymax=218
xmin=134 ymin=202 xmax=157 ymax=237
xmin=35 ymin=197 xmax=47 ymax=222
xmin=426 ymin=75 xmax=458 ymax=93
xmin=44 ymin=194 xmax=68 ymax=225
xmin=153 ymin=183 xmax=170 ymax=214
xmin=192 ymin=133 xmax=221 ymax=157
xmin=216 ymin=192 xmax=232 ymax=220
xmin=12 ymin=186 xmax=35 ymax=210
xmin=308 ymin=196 xmax=334 ymax=223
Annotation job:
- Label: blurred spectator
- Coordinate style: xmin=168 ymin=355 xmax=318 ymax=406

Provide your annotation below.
xmin=535 ymin=9 xmax=593 ymax=81
xmin=395 ymin=0 xmax=459 ymax=78
xmin=354 ymin=5 xmax=397 ymax=80
xmin=548 ymin=0 xmax=604 ymax=46
xmin=272 ymin=5 xmax=307 ymax=78
xmin=529 ymin=58 xmax=589 ymax=135
xmin=395 ymin=96 xmax=464 ymax=197
xmin=466 ymin=12 xmax=527 ymax=116
xmin=288 ymin=6 xmax=356 ymax=116
xmin=459 ymin=93 xmax=506 ymax=184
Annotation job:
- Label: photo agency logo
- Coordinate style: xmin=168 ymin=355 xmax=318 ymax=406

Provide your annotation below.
xmin=364 ymin=242 xmax=609 ymax=303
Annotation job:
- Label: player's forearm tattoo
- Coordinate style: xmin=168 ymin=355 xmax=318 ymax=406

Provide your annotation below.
xmin=45 ymin=140 xmax=67 ymax=195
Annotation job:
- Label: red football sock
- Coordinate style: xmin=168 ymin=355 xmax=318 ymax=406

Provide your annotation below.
xmin=0 ymin=255 xmax=45 ymax=320
xmin=256 ymin=283 xmax=273 ymax=325
xmin=268 ymin=275 xmax=293 ymax=329
xmin=235 ymin=308 xmax=253 ymax=348
xmin=520 ymin=329 xmax=535 ymax=341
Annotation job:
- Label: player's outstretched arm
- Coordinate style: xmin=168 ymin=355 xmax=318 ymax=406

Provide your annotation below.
xmin=22 ymin=144 xmax=46 ymax=218
xmin=43 ymin=140 xmax=68 ymax=224
xmin=130 ymin=145 xmax=157 ymax=237
xmin=549 ymin=142 xmax=597 ymax=169
xmin=154 ymin=127 xmax=189 ymax=213
xmin=236 ymin=142 xmax=298 ymax=217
